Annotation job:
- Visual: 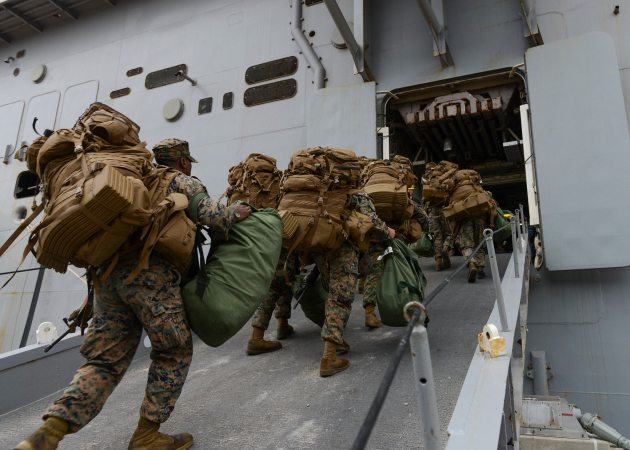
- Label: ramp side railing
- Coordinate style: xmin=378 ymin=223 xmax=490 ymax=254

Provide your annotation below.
xmin=352 ymin=212 xmax=529 ymax=450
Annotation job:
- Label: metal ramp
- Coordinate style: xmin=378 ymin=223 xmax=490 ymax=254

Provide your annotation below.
xmin=0 ymin=254 xmax=513 ymax=449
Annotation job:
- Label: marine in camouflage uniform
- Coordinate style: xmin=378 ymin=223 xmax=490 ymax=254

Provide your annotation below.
xmin=426 ymin=203 xmax=452 ymax=270
xmin=362 ymin=198 xmax=429 ymax=328
xmin=422 ymin=160 xmax=458 ymax=271
xmin=16 ymin=139 xmax=249 ymax=450
xmin=246 ymin=249 xmax=297 ymax=354
xmin=314 ymin=192 xmax=390 ymax=377
xmin=455 ymin=216 xmax=487 ymax=283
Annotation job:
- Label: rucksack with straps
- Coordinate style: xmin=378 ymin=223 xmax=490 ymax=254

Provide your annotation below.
xmin=442 ymin=169 xmax=496 ymax=226
xmin=226 ymin=153 xmax=282 ymax=209
xmin=360 ymin=155 xmax=417 ymax=224
xmin=3 ymin=102 xmax=194 ymax=279
xmin=421 ymin=160 xmax=458 ymax=203
xmin=278 ymin=147 xmax=362 ymax=255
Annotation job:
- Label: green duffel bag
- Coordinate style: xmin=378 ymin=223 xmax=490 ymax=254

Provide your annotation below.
xmin=376 ymin=238 xmax=427 ymax=327
xmin=409 ymin=231 xmax=434 ymax=257
xmin=182 ymin=209 xmax=283 ymax=347
xmin=292 ymin=272 xmax=327 ymax=328
xmin=492 ymin=207 xmax=513 ymax=244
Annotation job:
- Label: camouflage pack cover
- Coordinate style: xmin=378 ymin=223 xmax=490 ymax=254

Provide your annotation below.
xmin=442 ymin=169 xmax=495 ymax=225
xmin=422 ymin=160 xmax=458 ymax=203
xmin=361 ymin=155 xmax=417 ymax=224
xmin=226 ymin=153 xmax=281 ymax=209
xmin=278 ymin=147 xmax=363 ymax=253
xmin=24 ymin=102 xmax=191 ymax=276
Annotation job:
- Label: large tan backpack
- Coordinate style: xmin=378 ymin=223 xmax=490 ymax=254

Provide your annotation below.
xmin=360 ymin=155 xmax=417 ymax=224
xmin=278 ymin=147 xmax=362 ymax=254
xmin=442 ymin=169 xmax=496 ymax=225
xmin=226 ymin=153 xmax=282 ymax=209
xmin=422 ymin=160 xmax=458 ymax=203
xmin=13 ymin=103 xmax=193 ymax=277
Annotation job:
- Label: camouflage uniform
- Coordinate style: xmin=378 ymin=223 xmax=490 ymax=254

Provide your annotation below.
xmin=455 ymin=217 xmax=487 ymax=270
xmin=250 ymin=249 xmax=295 ymax=330
xmin=363 ymin=201 xmax=428 ymax=309
xmin=313 ymin=193 xmax=388 ymax=345
xmin=44 ymin=173 xmax=234 ymax=433
xmin=426 ymin=203 xmax=451 ymax=262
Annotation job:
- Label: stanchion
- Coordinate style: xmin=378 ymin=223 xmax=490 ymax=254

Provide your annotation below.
xmin=515 ymin=210 xmax=522 ymax=243
xmin=484 ymin=229 xmax=509 ymax=332
xmin=510 ymin=217 xmax=520 ymax=278
xmin=406 ymin=302 xmax=442 ymax=450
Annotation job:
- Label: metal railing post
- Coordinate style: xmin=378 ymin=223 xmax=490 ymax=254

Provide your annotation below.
xmin=519 ymin=204 xmax=526 ymax=243
xmin=484 ymin=229 xmax=509 ymax=332
xmin=514 ymin=210 xmax=522 ymax=243
xmin=410 ymin=322 xmax=442 ymax=450
xmin=510 ymin=217 xmax=520 ymax=277
xmin=523 ymin=215 xmax=529 ymax=252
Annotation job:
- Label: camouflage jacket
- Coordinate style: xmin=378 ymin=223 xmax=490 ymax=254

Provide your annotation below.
xmin=169 ymin=174 xmax=236 ymax=234
xmin=409 ymin=200 xmax=429 ymax=232
xmin=348 ymin=192 xmax=390 ymax=241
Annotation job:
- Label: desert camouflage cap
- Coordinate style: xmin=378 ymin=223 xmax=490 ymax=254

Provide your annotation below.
xmin=152 ymin=138 xmax=198 ymax=163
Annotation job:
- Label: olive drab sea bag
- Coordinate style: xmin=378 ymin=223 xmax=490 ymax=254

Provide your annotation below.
xmin=376 ymin=238 xmax=427 ymax=327
xmin=182 ymin=209 xmax=283 ymax=347
xmin=278 ymin=147 xmax=363 ymax=254
xmin=0 ymin=102 xmax=195 ymax=280
xmin=360 ymin=155 xmax=417 ymax=224
xmin=409 ymin=231 xmax=434 ymax=257
xmin=226 ymin=153 xmax=282 ymax=209
xmin=292 ymin=272 xmax=327 ymax=328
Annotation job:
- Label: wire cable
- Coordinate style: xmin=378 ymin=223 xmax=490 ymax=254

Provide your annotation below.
xmin=351 ymin=236 xmax=488 ymax=449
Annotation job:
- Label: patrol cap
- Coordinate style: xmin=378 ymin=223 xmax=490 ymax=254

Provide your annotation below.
xmin=152 ymin=138 xmax=198 ymax=163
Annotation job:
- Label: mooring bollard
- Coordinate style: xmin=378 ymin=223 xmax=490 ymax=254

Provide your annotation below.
xmin=484 ymin=229 xmax=509 ymax=332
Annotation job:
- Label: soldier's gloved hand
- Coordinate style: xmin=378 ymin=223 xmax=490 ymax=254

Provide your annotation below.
xmin=388 ymin=227 xmax=396 ymax=240
xmin=231 ymin=204 xmax=252 ymax=222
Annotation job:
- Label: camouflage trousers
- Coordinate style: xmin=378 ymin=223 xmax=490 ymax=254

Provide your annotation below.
xmin=313 ymin=242 xmax=359 ymax=346
xmin=427 ymin=204 xmax=451 ymax=260
xmin=45 ymin=255 xmax=193 ymax=433
xmin=251 ymin=249 xmax=294 ymax=330
xmin=455 ymin=217 xmax=487 ymax=269
xmin=362 ymin=244 xmax=385 ymax=309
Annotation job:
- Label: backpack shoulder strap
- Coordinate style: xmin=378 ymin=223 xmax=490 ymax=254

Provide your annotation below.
xmin=0 ymin=203 xmax=44 ymax=258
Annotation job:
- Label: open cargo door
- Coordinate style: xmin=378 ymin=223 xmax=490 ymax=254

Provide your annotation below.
xmin=525 ymin=32 xmax=630 ymax=270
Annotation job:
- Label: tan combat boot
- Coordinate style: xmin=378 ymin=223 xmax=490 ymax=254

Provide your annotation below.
xmin=467 ymin=262 xmax=478 ymax=283
xmin=442 ymin=253 xmax=451 ymax=269
xmin=128 ymin=417 xmax=193 ymax=450
xmin=13 ymin=417 xmax=69 ymax=450
xmin=364 ymin=305 xmax=382 ymax=329
xmin=320 ymin=340 xmax=349 ymax=377
xmin=337 ymin=338 xmax=350 ymax=355
xmin=246 ymin=326 xmax=282 ymax=355
xmin=435 ymin=256 xmax=444 ymax=271
xmin=276 ymin=318 xmax=295 ymax=340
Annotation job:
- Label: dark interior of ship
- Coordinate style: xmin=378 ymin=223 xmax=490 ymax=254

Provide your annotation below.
xmin=386 ymin=68 xmax=529 ymax=217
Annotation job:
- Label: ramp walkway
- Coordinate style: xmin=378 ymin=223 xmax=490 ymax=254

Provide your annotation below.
xmin=0 ymin=254 xmax=511 ymax=449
